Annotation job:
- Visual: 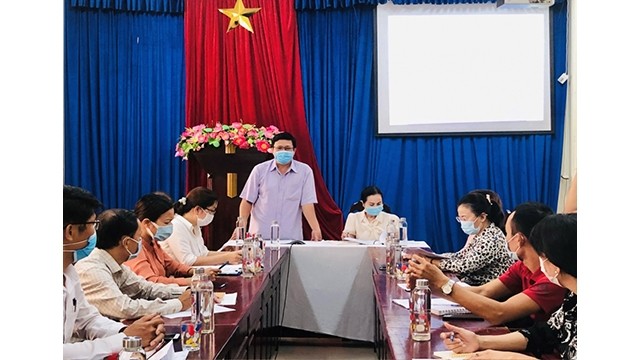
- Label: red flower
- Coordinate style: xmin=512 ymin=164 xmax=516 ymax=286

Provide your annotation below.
xmin=232 ymin=137 xmax=245 ymax=146
xmin=255 ymin=140 xmax=270 ymax=153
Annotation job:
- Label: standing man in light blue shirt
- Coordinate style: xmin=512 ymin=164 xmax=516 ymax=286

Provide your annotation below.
xmin=239 ymin=132 xmax=323 ymax=241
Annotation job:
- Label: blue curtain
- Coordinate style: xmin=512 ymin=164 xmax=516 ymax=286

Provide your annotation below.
xmin=297 ymin=1 xmax=568 ymax=251
xmin=64 ymin=0 xmax=186 ymax=209
xmin=70 ymin=0 xmax=183 ymax=13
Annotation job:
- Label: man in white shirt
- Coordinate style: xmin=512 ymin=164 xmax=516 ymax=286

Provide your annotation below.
xmin=76 ymin=208 xmax=192 ymax=320
xmin=63 ymin=185 xmax=165 ymax=360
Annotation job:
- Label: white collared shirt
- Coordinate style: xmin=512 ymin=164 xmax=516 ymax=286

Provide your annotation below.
xmin=75 ymin=248 xmax=184 ymax=320
xmin=63 ymin=264 xmax=125 ymax=360
xmin=160 ymin=214 xmax=209 ymax=265
xmin=343 ymin=211 xmax=400 ymax=240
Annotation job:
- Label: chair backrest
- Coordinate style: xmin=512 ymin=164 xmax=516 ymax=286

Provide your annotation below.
xmin=348 ymin=202 xmax=392 ymax=214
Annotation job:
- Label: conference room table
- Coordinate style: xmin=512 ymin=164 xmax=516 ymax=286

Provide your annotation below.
xmin=369 ymin=248 xmax=562 ymax=360
xmin=163 ymin=248 xmax=289 ymax=359
xmin=168 ymin=240 xmax=561 ymax=359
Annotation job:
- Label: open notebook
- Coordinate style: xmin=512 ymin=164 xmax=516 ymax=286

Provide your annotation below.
xmin=431 ymin=298 xmax=472 ymax=316
xmin=392 ymin=297 xmax=475 ymax=316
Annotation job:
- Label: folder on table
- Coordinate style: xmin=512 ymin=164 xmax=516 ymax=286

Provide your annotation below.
xmin=403 ymin=247 xmax=450 ymax=260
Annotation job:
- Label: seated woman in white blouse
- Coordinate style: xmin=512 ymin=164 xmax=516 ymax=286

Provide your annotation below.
xmin=341 ymin=186 xmax=399 ymax=240
xmin=161 ymin=186 xmax=241 ymax=266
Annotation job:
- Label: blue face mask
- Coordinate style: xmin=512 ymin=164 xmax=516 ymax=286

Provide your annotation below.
xmin=365 ymin=205 xmax=384 ymax=217
xmin=274 ymin=150 xmax=294 ymax=165
xmin=153 ymin=222 xmax=173 ymax=242
xmin=74 ymin=233 xmax=97 ymax=263
xmin=460 ymin=219 xmax=480 ymax=235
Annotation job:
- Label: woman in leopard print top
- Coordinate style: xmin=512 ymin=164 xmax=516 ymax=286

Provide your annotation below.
xmin=430 ymin=190 xmax=514 ymax=285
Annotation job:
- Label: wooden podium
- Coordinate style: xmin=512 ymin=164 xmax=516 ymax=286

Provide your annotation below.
xmin=192 ymin=144 xmax=272 ymax=250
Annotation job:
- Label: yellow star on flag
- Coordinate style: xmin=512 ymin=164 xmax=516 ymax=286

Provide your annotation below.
xmin=219 ymin=0 xmax=261 ymax=33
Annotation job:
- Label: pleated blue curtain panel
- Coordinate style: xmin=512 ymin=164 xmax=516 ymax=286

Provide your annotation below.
xmin=64 ymin=0 xmax=186 ymax=209
xmin=70 ymin=0 xmax=184 ymax=13
xmin=297 ymin=0 xmax=568 ymax=251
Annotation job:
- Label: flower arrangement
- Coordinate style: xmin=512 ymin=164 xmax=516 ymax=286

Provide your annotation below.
xmin=175 ymin=122 xmax=281 ymax=160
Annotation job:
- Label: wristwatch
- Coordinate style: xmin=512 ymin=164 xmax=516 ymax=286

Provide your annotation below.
xmin=441 ymin=279 xmax=456 ymax=295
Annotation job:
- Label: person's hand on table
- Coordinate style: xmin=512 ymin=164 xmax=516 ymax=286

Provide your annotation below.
xmin=205 ymin=267 xmax=218 ymax=280
xmin=124 ymin=313 xmax=165 ymax=350
xmin=341 ymin=231 xmax=355 ymax=240
xmin=145 ymin=322 xmax=167 ymax=352
xmin=226 ymin=250 xmax=242 ymax=264
xmin=178 ymin=288 xmax=192 ymax=311
xmin=440 ymin=322 xmax=480 ymax=354
xmin=407 ymin=254 xmax=450 ymax=287
xmin=310 ymin=229 xmax=323 ymax=241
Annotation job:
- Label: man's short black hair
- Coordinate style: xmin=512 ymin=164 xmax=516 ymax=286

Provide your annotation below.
xmin=63 ymin=185 xmax=102 ymax=229
xmin=272 ymin=132 xmax=296 ymax=148
xmin=95 ymin=209 xmax=139 ymax=250
xmin=511 ymin=202 xmax=554 ymax=238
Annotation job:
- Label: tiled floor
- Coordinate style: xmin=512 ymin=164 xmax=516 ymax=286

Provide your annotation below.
xmin=274 ymin=337 xmax=377 ymax=360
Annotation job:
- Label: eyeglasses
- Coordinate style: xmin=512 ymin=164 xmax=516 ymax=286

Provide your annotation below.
xmin=455 ymin=216 xmax=474 ymax=223
xmin=203 ymin=206 xmax=217 ymax=214
xmin=274 ymin=146 xmax=294 ymax=151
xmin=71 ymin=220 xmax=101 ymax=230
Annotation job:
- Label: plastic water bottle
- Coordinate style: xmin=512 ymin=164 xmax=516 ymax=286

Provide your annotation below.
xmin=385 ymin=219 xmax=398 ymax=276
xmin=190 ymin=267 xmax=205 ymax=323
xmin=236 ymin=217 xmax=246 ymax=245
xmin=254 ymin=233 xmax=264 ymax=272
xmin=242 ymin=236 xmax=255 ymax=278
xmin=394 ymin=245 xmax=404 ymax=280
xmin=399 ymin=217 xmax=408 ymax=243
xmin=410 ymin=279 xmax=431 ymax=341
xmin=270 ymin=220 xmax=280 ymax=250
xmin=119 ymin=336 xmax=146 ymax=359
xmin=198 ymin=273 xmax=215 ymax=334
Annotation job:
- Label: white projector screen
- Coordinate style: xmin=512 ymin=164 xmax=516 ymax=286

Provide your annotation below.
xmin=376 ymin=3 xmax=552 ymax=136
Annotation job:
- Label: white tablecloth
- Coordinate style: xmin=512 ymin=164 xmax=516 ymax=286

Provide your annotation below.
xmin=280 ymin=241 xmax=378 ymax=342
xmin=221 ymin=239 xmax=428 ymax=342
xmin=276 ymin=240 xmax=427 ymax=342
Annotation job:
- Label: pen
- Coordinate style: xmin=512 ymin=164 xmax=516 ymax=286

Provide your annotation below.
xmin=449 ymin=332 xmax=455 ymax=342
xmin=218 ymin=261 xmax=230 ymax=270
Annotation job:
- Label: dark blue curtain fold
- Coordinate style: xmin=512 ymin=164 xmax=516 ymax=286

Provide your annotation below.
xmin=297 ymin=1 xmax=567 ymax=251
xmin=64 ymin=0 xmax=186 ymax=209
xmin=70 ymin=0 xmax=183 ymax=13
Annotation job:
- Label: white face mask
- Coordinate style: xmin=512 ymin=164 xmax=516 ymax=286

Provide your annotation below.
xmin=539 ymin=257 xmax=560 ymax=286
xmin=125 ymin=237 xmax=142 ymax=261
xmin=505 ymin=234 xmax=520 ymax=261
xmin=197 ymin=212 xmax=214 ymax=227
